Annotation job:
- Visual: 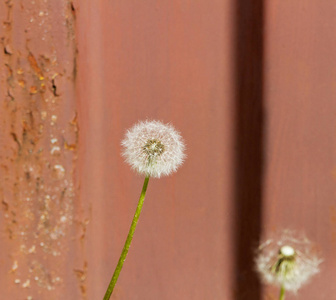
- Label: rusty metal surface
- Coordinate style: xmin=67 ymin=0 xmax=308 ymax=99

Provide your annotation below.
xmin=0 ymin=1 xmax=84 ymax=299
xmin=1 ymin=0 xmax=336 ymax=299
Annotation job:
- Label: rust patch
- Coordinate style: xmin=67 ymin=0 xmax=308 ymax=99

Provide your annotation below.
xmin=0 ymin=0 xmax=85 ymax=299
xmin=74 ymin=261 xmax=88 ymax=298
xmin=27 ymin=52 xmax=44 ymax=80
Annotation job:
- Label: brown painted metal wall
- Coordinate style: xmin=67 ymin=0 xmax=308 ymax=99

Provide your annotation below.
xmin=1 ymin=0 xmax=336 ymax=299
xmin=263 ymin=2 xmax=336 ymax=299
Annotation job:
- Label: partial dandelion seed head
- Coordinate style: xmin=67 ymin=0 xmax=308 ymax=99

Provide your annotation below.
xmin=255 ymin=230 xmax=322 ymax=293
xmin=121 ymin=120 xmax=186 ymax=178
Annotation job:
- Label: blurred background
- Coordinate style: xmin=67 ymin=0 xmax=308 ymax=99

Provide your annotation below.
xmin=0 ymin=0 xmax=336 ymax=299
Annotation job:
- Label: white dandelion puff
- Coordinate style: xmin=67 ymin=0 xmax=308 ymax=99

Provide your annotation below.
xmin=255 ymin=230 xmax=322 ymax=293
xmin=121 ymin=120 xmax=186 ymax=178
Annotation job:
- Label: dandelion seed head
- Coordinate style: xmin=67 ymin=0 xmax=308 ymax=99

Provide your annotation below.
xmin=121 ymin=120 xmax=186 ymax=178
xmin=255 ymin=230 xmax=322 ymax=293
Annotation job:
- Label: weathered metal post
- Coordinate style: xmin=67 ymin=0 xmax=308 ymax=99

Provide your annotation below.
xmin=0 ymin=1 xmax=87 ymax=299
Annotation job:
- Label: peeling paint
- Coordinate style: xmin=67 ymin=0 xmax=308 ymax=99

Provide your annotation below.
xmin=0 ymin=0 xmax=85 ymax=298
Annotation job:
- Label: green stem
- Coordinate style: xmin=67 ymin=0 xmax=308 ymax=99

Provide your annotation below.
xmin=279 ymin=285 xmax=285 ymax=300
xmin=103 ymin=176 xmax=150 ymax=300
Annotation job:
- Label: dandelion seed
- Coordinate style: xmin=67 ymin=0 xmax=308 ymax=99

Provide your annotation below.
xmin=255 ymin=230 xmax=322 ymax=296
xmin=121 ymin=120 xmax=186 ymax=178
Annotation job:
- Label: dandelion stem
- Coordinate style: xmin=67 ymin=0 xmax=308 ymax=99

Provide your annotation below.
xmin=279 ymin=285 xmax=286 ymax=300
xmin=103 ymin=176 xmax=150 ymax=300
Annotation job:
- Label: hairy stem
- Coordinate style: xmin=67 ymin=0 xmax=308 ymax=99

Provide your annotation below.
xmin=103 ymin=176 xmax=150 ymax=300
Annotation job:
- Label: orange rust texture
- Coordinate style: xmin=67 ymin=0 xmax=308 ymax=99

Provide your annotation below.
xmin=0 ymin=1 xmax=86 ymax=299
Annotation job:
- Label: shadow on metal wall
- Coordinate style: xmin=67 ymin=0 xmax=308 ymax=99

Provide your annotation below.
xmin=233 ymin=0 xmax=264 ymax=299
